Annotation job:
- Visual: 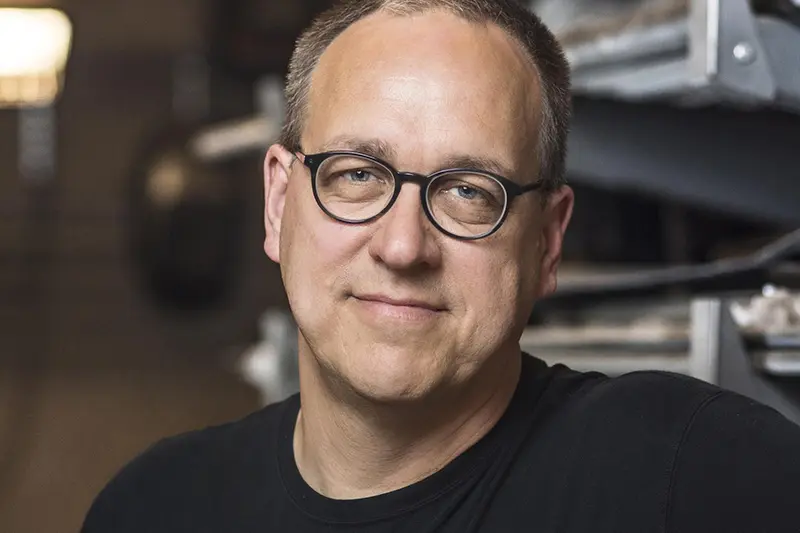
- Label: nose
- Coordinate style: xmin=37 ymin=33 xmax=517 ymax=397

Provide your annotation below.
xmin=368 ymin=184 xmax=442 ymax=271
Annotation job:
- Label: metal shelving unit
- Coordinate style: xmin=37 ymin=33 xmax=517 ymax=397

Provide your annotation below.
xmin=538 ymin=0 xmax=800 ymax=113
xmin=522 ymin=296 xmax=800 ymax=425
xmin=531 ymin=0 xmax=800 ymax=224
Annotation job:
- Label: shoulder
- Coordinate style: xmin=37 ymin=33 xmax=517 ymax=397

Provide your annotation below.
xmin=666 ymin=387 xmax=800 ymax=532
xmin=540 ymin=361 xmax=725 ymax=433
xmin=81 ymin=398 xmax=293 ymax=532
xmin=577 ymin=368 xmax=800 ymax=448
xmin=589 ymin=368 xmax=722 ymax=409
xmin=520 ymin=364 xmax=800 ymax=530
xmin=530 ymin=362 xmax=798 ymax=476
xmin=551 ymin=367 xmax=800 ymax=530
xmin=520 ymin=363 xmax=726 ymax=482
xmin=558 ymin=367 xmax=798 ymax=455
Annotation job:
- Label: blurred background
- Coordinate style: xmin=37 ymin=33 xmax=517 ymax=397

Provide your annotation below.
xmin=0 ymin=0 xmax=799 ymax=531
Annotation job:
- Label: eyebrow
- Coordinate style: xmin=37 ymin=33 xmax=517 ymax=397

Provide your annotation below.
xmin=439 ymin=155 xmax=515 ymax=179
xmin=320 ymin=136 xmax=397 ymax=162
xmin=319 ymin=136 xmax=515 ymax=179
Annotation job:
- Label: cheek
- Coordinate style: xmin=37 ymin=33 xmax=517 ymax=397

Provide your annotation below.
xmin=479 ymin=259 xmax=521 ymax=316
xmin=279 ymin=184 xmax=364 ymax=321
xmin=453 ymin=251 xmax=522 ymax=347
xmin=454 ymin=233 xmax=543 ymax=346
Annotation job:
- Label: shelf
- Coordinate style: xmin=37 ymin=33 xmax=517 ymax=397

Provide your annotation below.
xmin=537 ymin=0 xmax=800 ymax=114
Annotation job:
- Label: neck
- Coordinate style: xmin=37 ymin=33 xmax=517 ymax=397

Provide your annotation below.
xmin=293 ymin=344 xmax=522 ymax=500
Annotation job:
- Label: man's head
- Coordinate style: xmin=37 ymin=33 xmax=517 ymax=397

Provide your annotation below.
xmin=280 ymin=0 xmax=571 ymax=194
xmin=263 ymin=0 xmax=573 ymax=403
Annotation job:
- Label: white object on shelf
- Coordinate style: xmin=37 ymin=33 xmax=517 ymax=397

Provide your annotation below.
xmin=238 ymin=311 xmax=299 ymax=405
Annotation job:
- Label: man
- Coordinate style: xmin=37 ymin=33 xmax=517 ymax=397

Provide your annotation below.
xmin=83 ymin=0 xmax=800 ymax=531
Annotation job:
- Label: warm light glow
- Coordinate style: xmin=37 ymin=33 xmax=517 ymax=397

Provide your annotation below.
xmin=0 ymin=8 xmax=72 ymax=107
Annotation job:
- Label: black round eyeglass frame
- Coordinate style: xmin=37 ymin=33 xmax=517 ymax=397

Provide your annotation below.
xmin=296 ymin=149 xmax=542 ymax=240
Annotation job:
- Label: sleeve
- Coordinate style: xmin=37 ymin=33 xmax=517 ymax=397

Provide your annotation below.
xmin=667 ymin=391 xmax=800 ymax=533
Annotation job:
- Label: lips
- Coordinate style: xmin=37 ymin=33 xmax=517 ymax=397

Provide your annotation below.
xmin=352 ymin=293 xmax=446 ymax=312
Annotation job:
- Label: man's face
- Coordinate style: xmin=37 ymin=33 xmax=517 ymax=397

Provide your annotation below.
xmin=264 ymin=10 xmax=572 ymax=402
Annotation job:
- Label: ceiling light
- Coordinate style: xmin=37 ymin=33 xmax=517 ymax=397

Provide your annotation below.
xmin=0 ymin=8 xmax=72 ymax=107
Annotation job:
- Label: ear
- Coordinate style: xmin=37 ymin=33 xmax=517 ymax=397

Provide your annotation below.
xmin=536 ymin=185 xmax=574 ymax=298
xmin=263 ymin=144 xmax=295 ymax=263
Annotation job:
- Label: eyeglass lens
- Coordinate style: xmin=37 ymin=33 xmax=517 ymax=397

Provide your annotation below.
xmin=314 ymin=154 xmax=507 ymax=238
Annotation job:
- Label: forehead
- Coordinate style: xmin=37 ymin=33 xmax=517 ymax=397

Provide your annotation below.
xmin=304 ymin=10 xmax=541 ymax=173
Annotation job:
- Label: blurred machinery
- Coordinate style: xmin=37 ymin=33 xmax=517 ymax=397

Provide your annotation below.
xmin=533 ymin=0 xmax=800 ymax=225
xmin=523 ymin=290 xmax=800 ymax=425
xmin=128 ymin=127 xmax=249 ymax=311
xmin=238 ymin=310 xmax=300 ymax=405
xmin=526 ymin=229 xmax=800 ymax=424
xmin=128 ymin=77 xmax=282 ymax=310
xmin=532 ymin=0 xmax=800 ymax=111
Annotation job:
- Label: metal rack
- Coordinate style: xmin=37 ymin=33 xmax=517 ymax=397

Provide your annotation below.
xmin=702 ymin=298 xmax=800 ymax=425
xmin=523 ymin=296 xmax=800 ymax=425
xmin=540 ymin=0 xmax=800 ymax=113
xmin=532 ymin=0 xmax=800 ymax=224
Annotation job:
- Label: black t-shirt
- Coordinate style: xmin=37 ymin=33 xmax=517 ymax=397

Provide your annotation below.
xmin=82 ymin=355 xmax=800 ymax=532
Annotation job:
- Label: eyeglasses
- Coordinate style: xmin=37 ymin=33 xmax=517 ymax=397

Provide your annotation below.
xmin=296 ymin=150 xmax=541 ymax=240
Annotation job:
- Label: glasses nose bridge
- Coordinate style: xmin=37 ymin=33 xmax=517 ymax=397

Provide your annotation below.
xmin=386 ymin=168 xmax=427 ymax=212
xmin=395 ymin=170 xmax=430 ymax=188
xmin=394 ymin=170 xmax=431 ymax=203
xmin=391 ymin=170 xmax=429 ymax=205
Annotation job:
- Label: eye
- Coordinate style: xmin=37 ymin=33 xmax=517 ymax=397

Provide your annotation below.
xmin=452 ymin=185 xmax=479 ymax=200
xmin=343 ymin=169 xmax=375 ymax=183
xmin=442 ymin=183 xmax=489 ymax=202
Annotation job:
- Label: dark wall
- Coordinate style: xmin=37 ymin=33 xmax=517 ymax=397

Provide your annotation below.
xmin=0 ymin=1 xmax=299 ymax=530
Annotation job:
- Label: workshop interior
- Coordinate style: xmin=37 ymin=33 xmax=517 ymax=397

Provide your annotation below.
xmin=1 ymin=0 xmax=799 ymax=530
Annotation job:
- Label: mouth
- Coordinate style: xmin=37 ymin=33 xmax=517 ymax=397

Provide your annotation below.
xmin=351 ymin=293 xmax=447 ymax=312
xmin=349 ymin=293 xmax=448 ymax=323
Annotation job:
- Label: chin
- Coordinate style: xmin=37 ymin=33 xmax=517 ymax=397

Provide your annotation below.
xmin=336 ymin=343 xmax=447 ymax=404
